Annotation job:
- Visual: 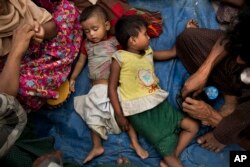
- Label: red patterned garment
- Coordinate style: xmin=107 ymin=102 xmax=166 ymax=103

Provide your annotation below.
xmin=16 ymin=0 xmax=82 ymax=110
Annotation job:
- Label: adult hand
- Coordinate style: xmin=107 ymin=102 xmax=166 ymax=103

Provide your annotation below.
xmin=11 ymin=24 xmax=35 ymax=57
xmin=197 ymin=132 xmax=225 ymax=152
xmin=33 ymin=20 xmax=45 ymax=43
xmin=181 ymin=71 xmax=207 ymax=98
xmin=182 ymin=97 xmax=214 ymax=125
xmin=115 ymin=114 xmax=129 ymax=131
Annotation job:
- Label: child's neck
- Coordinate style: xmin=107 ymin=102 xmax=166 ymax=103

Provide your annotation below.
xmin=127 ymin=48 xmax=145 ymax=55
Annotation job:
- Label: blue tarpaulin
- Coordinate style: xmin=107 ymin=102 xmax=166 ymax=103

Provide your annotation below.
xmin=32 ymin=1 xmax=242 ymax=166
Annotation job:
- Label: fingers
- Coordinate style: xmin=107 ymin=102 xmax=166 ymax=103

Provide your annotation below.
xmin=181 ymin=87 xmax=189 ymax=98
xmin=13 ymin=24 xmax=35 ymax=38
xmin=69 ymin=80 xmax=75 ymax=92
xmin=11 ymin=24 xmax=36 ymax=55
xmin=33 ymin=20 xmax=40 ymax=32
xmin=182 ymin=97 xmax=199 ymax=110
xmin=192 ymin=89 xmax=202 ymax=98
xmin=33 ymin=37 xmax=43 ymax=43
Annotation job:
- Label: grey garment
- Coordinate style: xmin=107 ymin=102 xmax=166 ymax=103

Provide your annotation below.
xmin=0 ymin=93 xmax=27 ymax=158
xmin=85 ymin=36 xmax=119 ymax=80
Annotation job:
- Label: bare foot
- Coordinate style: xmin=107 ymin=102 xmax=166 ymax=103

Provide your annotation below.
xmin=160 ymin=160 xmax=169 ymax=167
xmin=131 ymin=144 xmax=149 ymax=159
xmin=186 ymin=19 xmax=199 ymax=28
xmin=197 ymin=132 xmax=225 ymax=152
xmin=83 ymin=146 xmax=104 ymax=164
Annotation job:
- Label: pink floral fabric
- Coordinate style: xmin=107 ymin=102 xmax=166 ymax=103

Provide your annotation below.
xmin=17 ymin=0 xmax=82 ymax=110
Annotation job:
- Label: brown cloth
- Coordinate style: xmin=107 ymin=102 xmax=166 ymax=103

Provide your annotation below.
xmin=213 ymin=88 xmax=250 ymax=148
xmin=176 ymin=28 xmax=246 ymax=96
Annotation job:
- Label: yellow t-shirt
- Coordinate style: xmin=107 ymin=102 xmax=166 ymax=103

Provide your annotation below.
xmin=112 ymin=48 xmax=168 ymax=116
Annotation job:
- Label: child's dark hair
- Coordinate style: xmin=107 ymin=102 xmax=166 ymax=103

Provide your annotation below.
xmin=115 ymin=15 xmax=148 ymax=49
xmin=225 ymin=1 xmax=250 ymax=65
xmin=80 ymin=5 xmax=109 ymax=23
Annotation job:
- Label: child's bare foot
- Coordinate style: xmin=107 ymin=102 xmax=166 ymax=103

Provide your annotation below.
xmin=160 ymin=160 xmax=169 ymax=167
xmin=83 ymin=146 xmax=104 ymax=164
xmin=186 ymin=19 xmax=199 ymax=28
xmin=131 ymin=144 xmax=149 ymax=159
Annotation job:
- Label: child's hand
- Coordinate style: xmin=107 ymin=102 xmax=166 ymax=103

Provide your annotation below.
xmin=115 ymin=114 xmax=129 ymax=131
xmin=69 ymin=79 xmax=76 ymax=92
xmin=33 ymin=20 xmax=45 ymax=43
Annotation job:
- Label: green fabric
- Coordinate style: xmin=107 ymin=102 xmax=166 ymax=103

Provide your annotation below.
xmin=0 ymin=121 xmax=79 ymax=167
xmin=0 ymin=121 xmax=54 ymax=167
xmin=128 ymin=100 xmax=184 ymax=156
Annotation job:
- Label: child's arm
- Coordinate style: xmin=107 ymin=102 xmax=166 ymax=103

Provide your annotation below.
xmin=108 ymin=59 xmax=130 ymax=131
xmin=153 ymin=46 xmax=176 ymax=60
xmin=69 ymin=53 xmax=87 ymax=92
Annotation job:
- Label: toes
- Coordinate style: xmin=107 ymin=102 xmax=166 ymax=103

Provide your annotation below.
xmin=186 ymin=19 xmax=199 ymax=28
xmin=197 ymin=136 xmax=206 ymax=144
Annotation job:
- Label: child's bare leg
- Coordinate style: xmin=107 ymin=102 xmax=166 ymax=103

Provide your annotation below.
xmin=83 ymin=131 xmax=104 ymax=164
xmin=127 ymin=124 xmax=149 ymax=159
xmin=174 ymin=117 xmax=199 ymax=156
xmin=163 ymin=155 xmax=183 ymax=167
xmin=160 ymin=160 xmax=169 ymax=167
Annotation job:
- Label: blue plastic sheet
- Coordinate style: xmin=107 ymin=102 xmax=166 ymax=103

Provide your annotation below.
xmin=32 ymin=1 xmax=243 ymax=166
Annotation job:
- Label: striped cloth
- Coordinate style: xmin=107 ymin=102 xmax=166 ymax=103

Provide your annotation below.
xmin=0 ymin=93 xmax=27 ymax=158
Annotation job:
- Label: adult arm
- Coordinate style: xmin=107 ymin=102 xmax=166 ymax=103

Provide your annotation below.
xmin=108 ymin=59 xmax=129 ymax=131
xmin=0 ymin=24 xmax=35 ymax=96
xmin=182 ymin=36 xmax=228 ymax=98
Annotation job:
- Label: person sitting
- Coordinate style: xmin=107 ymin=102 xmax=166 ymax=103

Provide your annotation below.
xmin=0 ymin=0 xmax=82 ymax=110
xmin=175 ymin=1 xmax=250 ymax=151
xmin=0 ymin=24 xmax=35 ymax=158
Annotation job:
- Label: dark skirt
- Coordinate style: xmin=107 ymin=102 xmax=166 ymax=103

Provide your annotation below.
xmin=176 ymin=28 xmax=245 ymax=96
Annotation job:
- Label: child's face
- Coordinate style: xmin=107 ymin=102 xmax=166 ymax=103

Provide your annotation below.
xmin=133 ymin=26 xmax=150 ymax=51
xmin=81 ymin=14 xmax=110 ymax=43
